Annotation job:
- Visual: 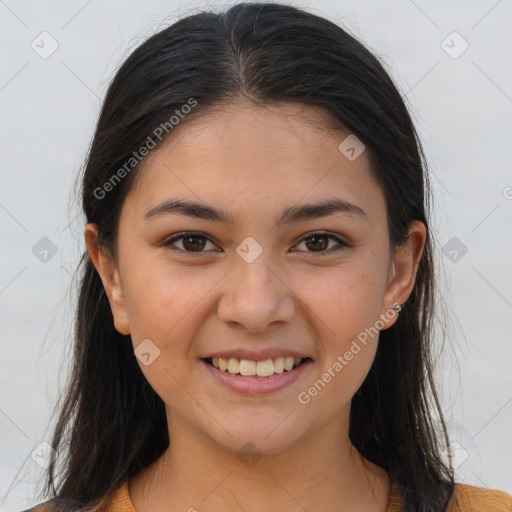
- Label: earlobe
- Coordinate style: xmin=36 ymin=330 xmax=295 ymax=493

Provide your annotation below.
xmin=84 ymin=223 xmax=131 ymax=335
xmin=380 ymin=220 xmax=427 ymax=330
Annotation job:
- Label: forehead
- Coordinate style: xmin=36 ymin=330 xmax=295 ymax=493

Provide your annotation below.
xmin=123 ymin=98 xmax=385 ymax=224
xmin=146 ymin=99 xmax=351 ymax=170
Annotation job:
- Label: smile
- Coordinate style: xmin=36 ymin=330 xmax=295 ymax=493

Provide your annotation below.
xmin=205 ymin=356 xmax=308 ymax=378
xmin=201 ymin=357 xmax=313 ymax=395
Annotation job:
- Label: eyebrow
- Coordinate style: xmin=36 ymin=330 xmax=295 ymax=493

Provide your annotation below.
xmin=144 ymin=197 xmax=367 ymax=226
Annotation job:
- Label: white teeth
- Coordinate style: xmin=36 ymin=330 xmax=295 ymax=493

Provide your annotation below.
xmin=210 ymin=356 xmax=305 ymax=377
xmin=273 ymin=357 xmax=285 ymax=373
xmin=256 ymin=359 xmax=274 ymax=377
xmin=227 ymin=358 xmax=239 ymax=374
xmin=239 ymin=359 xmax=256 ymax=376
xmin=283 ymin=356 xmax=294 ymax=371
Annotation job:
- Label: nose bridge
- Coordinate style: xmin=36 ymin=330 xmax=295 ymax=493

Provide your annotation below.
xmin=237 ymin=248 xmax=274 ymax=287
xmin=217 ymin=237 xmax=295 ymax=331
xmin=232 ymin=237 xmax=280 ymax=299
xmin=233 ymin=233 xmax=276 ymax=280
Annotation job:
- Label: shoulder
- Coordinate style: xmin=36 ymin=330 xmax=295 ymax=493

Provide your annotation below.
xmin=448 ymin=483 xmax=512 ymax=512
xmin=21 ymin=501 xmax=54 ymax=512
xmin=20 ymin=493 xmax=112 ymax=512
xmin=20 ymin=480 xmax=130 ymax=512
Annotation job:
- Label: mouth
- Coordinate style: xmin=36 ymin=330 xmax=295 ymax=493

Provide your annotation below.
xmin=202 ymin=356 xmax=312 ymax=379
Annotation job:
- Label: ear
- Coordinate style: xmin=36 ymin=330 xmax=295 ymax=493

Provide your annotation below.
xmin=379 ymin=220 xmax=427 ymax=329
xmin=84 ymin=223 xmax=130 ymax=335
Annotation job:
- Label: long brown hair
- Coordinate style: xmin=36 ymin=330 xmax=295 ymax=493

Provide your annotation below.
xmin=36 ymin=3 xmax=455 ymax=511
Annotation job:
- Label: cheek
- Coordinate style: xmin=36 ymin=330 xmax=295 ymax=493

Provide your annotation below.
xmin=315 ymin=341 xmax=378 ymax=411
xmin=291 ymin=265 xmax=383 ymax=403
xmin=122 ymin=261 xmax=232 ymax=368
xmin=122 ymin=263 xmax=218 ymax=403
xmin=122 ymin=260 xmax=223 ymax=350
xmin=295 ymin=263 xmax=385 ymax=335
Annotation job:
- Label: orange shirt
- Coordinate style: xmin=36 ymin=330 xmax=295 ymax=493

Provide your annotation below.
xmin=25 ymin=479 xmax=512 ymax=511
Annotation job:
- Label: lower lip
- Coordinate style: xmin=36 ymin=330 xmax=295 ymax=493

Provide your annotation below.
xmin=201 ymin=358 xmax=313 ymax=395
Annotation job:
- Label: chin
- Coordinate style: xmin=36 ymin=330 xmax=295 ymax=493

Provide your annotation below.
xmin=210 ymin=423 xmax=306 ymax=457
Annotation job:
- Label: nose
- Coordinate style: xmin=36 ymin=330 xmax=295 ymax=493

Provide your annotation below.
xmin=217 ymin=250 xmax=296 ymax=333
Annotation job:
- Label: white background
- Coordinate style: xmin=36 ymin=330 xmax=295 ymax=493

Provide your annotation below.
xmin=1 ymin=0 xmax=511 ymax=510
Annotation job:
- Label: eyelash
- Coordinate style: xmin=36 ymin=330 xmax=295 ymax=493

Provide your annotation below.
xmin=163 ymin=231 xmax=349 ymax=257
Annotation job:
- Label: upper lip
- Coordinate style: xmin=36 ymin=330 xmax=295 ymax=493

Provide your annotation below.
xmin=202 ymin=349 xmax=312 ymax=361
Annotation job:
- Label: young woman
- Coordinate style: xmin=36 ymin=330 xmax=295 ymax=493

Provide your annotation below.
xmin=26 ymin=3 xmax=511 ymax=512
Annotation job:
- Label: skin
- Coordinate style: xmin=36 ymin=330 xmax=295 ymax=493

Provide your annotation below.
xmin=85 ymin=97 xmax=426 ymax=512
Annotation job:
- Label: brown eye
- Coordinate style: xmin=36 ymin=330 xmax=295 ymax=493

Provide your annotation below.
xmin=164 ymin=232 xmax=217 ymax=253
xmin=182 ymin=234 xmax=206 ymax=251
xmin=305 ymin=234 xmax=329 ymax=251
xmin=294 ymin=232 xmax=348 ymax=255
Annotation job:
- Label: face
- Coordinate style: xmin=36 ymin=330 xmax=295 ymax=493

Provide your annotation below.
xmin=86 ymin=98 xmax=425 ymax=456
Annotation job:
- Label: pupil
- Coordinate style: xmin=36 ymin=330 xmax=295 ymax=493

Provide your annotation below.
xmin=184 ymin=235 xmax=205 ymax=251
xmin=307 ymin=235 xmax=327 ymax=251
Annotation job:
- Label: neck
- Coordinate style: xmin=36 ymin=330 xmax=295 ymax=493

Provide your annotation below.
xmin=129 ymin=408 xmax=390 ymax=512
